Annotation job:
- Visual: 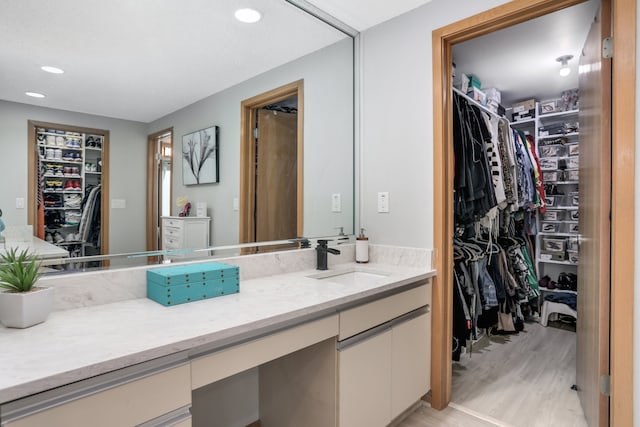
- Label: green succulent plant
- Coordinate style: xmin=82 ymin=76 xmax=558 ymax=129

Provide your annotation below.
xmin=0 ymin=248 xmax=42 ymax=292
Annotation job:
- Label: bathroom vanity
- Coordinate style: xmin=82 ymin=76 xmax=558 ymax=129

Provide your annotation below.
xmin=0 ymin=248 xmax=434 ymax=427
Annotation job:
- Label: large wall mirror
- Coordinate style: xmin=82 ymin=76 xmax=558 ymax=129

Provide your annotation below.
xmin=0 ymin=0 xmax=356 ymax=266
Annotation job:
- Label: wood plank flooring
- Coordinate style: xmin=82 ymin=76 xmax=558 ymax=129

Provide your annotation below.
xmin=397 ymin=321 xmax=587 ymax=427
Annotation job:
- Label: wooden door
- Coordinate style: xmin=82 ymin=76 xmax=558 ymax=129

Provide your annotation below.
xmin=576 ymin=2 xmax=611 ymax=425
xmin=255 ymin=109 xmax=298 ymax=242
xmin=146 ymin=129 xmax=173 ymax=252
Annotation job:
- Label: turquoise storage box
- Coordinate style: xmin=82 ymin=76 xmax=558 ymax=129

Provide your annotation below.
xmin=146 ymin=262 xmax=239 ymax=306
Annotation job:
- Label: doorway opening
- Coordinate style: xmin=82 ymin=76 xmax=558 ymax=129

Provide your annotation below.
xmin=430 ymin=0 xmax=635 ymax=425
xmin=239 ymin=80 xmax=304 ymax=249
xmin=146 ymin=128 xmax=173 ymax=251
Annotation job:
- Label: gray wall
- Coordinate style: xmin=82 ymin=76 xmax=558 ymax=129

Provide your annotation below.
xmin=148 ymin=38 xmax=354 ymax=245
xmin=360 ymin=0 xmax=509 ymax=248
xmin=0 ymin=100 xmax=148 ymax=254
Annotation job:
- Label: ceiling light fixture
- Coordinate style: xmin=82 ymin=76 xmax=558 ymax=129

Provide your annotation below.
xmin=234 ymin=8 xmax=262 ymax=23
xmin=41 ymin=65 xmax=64 ymax=74
xmin=556 ymin=55 xmax=573 ymax=77
xmin=25 ymin=92 xmax=46 ymax=98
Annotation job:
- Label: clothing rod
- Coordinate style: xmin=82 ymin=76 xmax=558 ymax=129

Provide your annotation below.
xmin=452 ymin=86 xmax=503 ymax=120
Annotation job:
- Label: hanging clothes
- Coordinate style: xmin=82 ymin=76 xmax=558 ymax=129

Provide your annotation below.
xmin=451 ymin=90 xmax=544 ymax=361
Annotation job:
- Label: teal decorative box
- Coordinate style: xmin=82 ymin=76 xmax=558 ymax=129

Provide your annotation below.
xmin=146 ymin=262 xmax=239 ymax=306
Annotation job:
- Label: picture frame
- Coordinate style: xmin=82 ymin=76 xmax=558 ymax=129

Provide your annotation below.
xmin=182 ymin=125 xmax=219 ymax=185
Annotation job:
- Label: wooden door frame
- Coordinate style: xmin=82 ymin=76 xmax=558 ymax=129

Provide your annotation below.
xmin=27 ymin=120 xmax=110 ymax=255
xmin=239 ymin=80 xmax=304 ymax=243
xmin=431 ymin=1 xmax=635 ymax=425
xmin=146 ymin=127 xmax=173 ymax=251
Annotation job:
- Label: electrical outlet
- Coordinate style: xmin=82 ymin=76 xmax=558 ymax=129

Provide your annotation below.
xmin=377 ymin=192 xmax=389 ymax=213
xmin=331 ymin=193 xmax=342 ymax=212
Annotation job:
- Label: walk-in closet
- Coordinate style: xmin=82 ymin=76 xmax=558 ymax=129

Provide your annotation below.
xmin=447 ymin=1 xmax=604 ymax=425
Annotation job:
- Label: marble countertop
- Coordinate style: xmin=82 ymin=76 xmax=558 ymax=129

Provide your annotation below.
xmin=1 ymin=237 xmax=68 ymax=260
xmin=0 ymin=262 xmax=434 ymax=404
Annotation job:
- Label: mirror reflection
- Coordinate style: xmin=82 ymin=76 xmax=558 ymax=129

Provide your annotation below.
xmin=0 ymin=0 xmax=355 ymax=266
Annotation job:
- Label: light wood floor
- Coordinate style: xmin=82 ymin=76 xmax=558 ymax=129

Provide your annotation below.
xmin=397 ymin=321 xmax=587 ymax=427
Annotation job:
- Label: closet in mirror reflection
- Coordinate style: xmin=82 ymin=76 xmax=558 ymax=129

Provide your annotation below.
xmin=27 ymin=120 xmax=109 ymax=256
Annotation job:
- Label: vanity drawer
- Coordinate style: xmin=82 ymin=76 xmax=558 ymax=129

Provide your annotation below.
xmin=339 ymin=282 xmax=430 ymax=340
xmin=3 ymin=364 xmax=191 ymax=427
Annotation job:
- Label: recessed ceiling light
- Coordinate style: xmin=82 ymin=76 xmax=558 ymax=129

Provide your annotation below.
xmin=25 ymin=92 xmax=46 ymax=98
xmin=235 ymin=8 xmax=262 ymax=23
xmin=41 ymin=66 xmax=64 ymax=74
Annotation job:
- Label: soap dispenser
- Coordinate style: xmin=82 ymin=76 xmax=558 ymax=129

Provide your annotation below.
xmin=356 ymin=228 xmax=369 ymax=263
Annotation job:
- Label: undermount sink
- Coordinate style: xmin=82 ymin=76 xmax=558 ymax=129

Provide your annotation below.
xmin=308 ymin=268 xmax=390 ymax=285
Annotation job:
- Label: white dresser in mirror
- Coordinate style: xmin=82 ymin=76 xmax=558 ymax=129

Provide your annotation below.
xmin=161 ymin=216 xmax=210 ymax=254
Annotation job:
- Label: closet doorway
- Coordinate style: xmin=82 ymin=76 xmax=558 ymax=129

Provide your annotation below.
xmin=239 ymin=80 xmax=304 ymax=247
xmin=431 ymin=0 xmax=635 ymax=426
xmin=146 ymin=128 xmax=173 ymax=251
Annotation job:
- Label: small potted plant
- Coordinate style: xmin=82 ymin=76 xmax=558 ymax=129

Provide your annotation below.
xmin=0 ymin=248 xmax=53 ymax=328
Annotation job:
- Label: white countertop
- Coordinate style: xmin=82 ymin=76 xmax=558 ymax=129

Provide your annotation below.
xmin=1 ymin=237 xmax=68 ymax=260
xmin=0 ymin=262 xmax=434 ymax=404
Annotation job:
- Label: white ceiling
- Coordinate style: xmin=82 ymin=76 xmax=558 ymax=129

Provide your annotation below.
xmin=0 ymin=0 xmax=346 ymax=122
xmin=1 ymin=0 xmax=599 ymax=122
xmin=306 ymin=0 xmax=432 ymax=31
xmin=452 ymin=0 xmax=600 ymax=107
xmin=0 ymin=0 xmax=434 ymax=123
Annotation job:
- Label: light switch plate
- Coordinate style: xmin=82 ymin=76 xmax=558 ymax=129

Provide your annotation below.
xmin=111 ymin=199 xmax=126 ymax=209
xmin=331 ymin=193 xmax=342 ymax=212
xmin=377 ymin=192 xmax=389 ymax=213
xmin=233 ymin=197 xmax=239 ymax=211
xmin=15 ymin=198 xmax=24 ymax=209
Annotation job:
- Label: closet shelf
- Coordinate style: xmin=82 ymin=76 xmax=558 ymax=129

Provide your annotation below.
xmin=44 ymin=207 xmax=82 ymax=211
xmin=511 ymin=118 xmax=535 ymax=126
xmin=452 ymin=87 xmax=505 ymax=119
xmin=543 ymin=206 xmax=578 ymax=210
xmin=538 ymin=258 xmax=578 ymax=266
xmin=538 ymin=109 xmax=579 ymax=119
xmin=42 ymin=173 xmax=82 ymax=179
xmin=548 ymin=181 xmax=579 ymax=185
xmin=539 ymin=132 xmax=579 ymax=139
xmin=85 ymin=171 xmax=102 ymax=175
xmin=539 ymin=286 xmax=577 ymax=294
xmin=538 ymin=232 xmax=578 ymax=237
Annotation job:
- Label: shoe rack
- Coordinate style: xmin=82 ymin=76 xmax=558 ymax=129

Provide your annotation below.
xmin=512 ymin=95 xmax=580 ymax=294
xmin=28 ymin=121 xmax=109 ymax=257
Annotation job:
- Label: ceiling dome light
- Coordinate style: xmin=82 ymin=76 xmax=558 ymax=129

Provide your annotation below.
xmin=25 ymin=92 xmax=46 ymax=98
xmin=235 ymin=8 xmax=262 ymax=23
xmin=556 ymin=55 xmax=573 ymax=77
xmin=41 ymin=66 xmax=64 ymax=74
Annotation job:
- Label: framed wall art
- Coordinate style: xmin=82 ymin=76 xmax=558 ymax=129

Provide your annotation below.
xmin=182 ymin=125 xmax=219 ymax=185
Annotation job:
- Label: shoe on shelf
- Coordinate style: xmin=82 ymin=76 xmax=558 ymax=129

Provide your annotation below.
xmin=54 ymin=149 xmax=63 ymax=160
xmin=64 ymin=180 xmax=74 ymax=189
xmin=45 ymin=233 xmax=53 ymax=243
xmin=53 ymin=232 xmax=64 ymax=244
xmin=73 ymin=181 xmax=81 ymax=189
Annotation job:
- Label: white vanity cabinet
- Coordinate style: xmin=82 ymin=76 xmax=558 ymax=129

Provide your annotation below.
xmin=162 ymin=216 xmax=210 ymax=252
xmin=337 ymin=282 xmax=431 ymax=427
xmin=1 ymin=360 xmax=192 ymax=427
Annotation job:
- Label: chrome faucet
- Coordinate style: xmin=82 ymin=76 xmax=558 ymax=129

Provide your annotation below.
xmin=316 ymin=239 xmax=340 ymax=270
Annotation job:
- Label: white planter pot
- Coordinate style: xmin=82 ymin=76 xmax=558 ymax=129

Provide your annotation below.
xmin=0 ymin=287 xmax=54 ymax=328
